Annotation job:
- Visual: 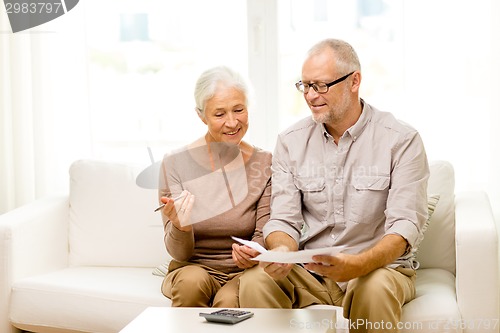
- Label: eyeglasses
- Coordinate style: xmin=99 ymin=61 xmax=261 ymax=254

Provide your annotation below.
xmin=295 ymin=71 xmax=355 ymax=94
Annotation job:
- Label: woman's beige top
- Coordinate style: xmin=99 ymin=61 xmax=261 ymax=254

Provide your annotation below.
xmin=159 ymin=142 xmax=272 ymax=274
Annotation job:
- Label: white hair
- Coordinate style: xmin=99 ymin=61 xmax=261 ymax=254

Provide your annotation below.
xmin=308 ymin=38 xmax=361 ymax=73
xmin=194 ymin=66 xmax=250 ymax=116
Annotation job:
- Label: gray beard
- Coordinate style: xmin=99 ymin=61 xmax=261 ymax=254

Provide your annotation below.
xmin=311 ymin=85 xmax=351 ymax=125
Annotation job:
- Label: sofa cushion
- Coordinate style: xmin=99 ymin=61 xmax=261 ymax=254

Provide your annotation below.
xmin=411 ymin=194 xmax=440 ymax=260
xmin=308 ymin=268 xmax=462 ymax=333
xmin=69 ymin=159 xmax=169 ymax=267
xmin=308 ymin=268 xmax=460 ymax=333
xmin=401 ymin=268 xmax=461 ymax=332
xmin=417 ymin=161 xmax=456 ymax=274
xmin=10 ymin=267 xmax=170 ymax=333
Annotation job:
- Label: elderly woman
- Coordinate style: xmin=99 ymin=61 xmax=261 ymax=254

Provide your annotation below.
xmin=158 ymin=66 xmax=272 ymax=307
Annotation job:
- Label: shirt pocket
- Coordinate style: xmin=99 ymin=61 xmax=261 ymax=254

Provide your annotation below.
xmin=349 ymin=175 xmax=390 ymax=224
xmin=293 ymin=176 xmax=328 ymax=221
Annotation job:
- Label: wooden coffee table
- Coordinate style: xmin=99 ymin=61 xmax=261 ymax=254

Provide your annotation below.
xmin=120 ymin=307 xmax=347 ymax=333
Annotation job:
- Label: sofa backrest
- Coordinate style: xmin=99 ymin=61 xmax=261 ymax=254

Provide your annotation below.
xmin=67 ymin=159 xmax=456 ymax=273
xmin=69 ymin=159 xmax=169 ymax=267
xmin=417 ymin=160 xmax=456 ymax=274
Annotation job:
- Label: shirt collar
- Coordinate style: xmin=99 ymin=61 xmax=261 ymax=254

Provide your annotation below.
xmin=321 ymin=99 xmax=372 ymax=142
xmin=346 ymin=99 xmax=371 ymax=142
xmin=322 ymin=125 xmax=332 ymax=142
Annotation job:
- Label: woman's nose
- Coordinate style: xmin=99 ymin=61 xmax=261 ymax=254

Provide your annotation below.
xmin=225 ymin=113 xmax=238 ymax=127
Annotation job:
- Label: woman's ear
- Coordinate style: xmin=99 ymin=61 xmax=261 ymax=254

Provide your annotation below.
xmin=196 ymin=108 xmax=207 ymax=125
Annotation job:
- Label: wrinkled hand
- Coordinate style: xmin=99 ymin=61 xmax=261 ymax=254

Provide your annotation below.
xmin=304 ymin=252 xmax=364 ymax=282
xmin=160 ymin=190 xmax=195 ymax=232
xmin=232 ymin=244 xmax=260 ymax=269
xmin=259 ymin=245 xmax=294 ymax=280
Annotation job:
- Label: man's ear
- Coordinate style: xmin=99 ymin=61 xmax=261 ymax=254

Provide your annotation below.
xmin=196 ymin=108 xmax=207 ymax=125
xmin=351 ymin=71 xmax=362 ymax=92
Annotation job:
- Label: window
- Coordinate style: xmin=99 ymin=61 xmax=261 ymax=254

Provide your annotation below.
xmin=83 ymin=0 xmax=497 ymax=196
xmin=85 ymin=0 xmax=406 ymax=159
xmin=276 ymin=0 xmax=405 ymax=131
xmin=84 ymin=0 xmax=247 ymax=162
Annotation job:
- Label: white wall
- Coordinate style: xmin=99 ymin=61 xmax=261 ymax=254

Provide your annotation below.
xmin=1 ymin=0 xmax=499 ymax=224
xmin=490 ymin=0 xmax=500 ymax=225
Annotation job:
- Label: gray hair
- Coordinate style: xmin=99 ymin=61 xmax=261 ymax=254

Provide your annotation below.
xmin=194 ymin=66 xmax=249 ymax=116
xmin=308 ymin=38 xmax=361 ymax=73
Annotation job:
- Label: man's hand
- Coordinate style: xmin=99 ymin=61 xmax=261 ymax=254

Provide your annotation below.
xmin=305 ymin=253 xmax=364 ymax=282
xmin=258 ymin=232 xmax=299 ymax=280
xmin=305 ymin=234 xmax=408 ymax=282
xmin=259 ymin=245 xmax=294 ymax=280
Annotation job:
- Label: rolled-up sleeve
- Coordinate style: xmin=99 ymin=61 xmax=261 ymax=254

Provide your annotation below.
xmin=385 ymin=131 xmax=430 ymax=249
xmin=263 ymin=103 xmax=429 ymax=266
xmin=263 ymin=134 xmax=302 ymax=244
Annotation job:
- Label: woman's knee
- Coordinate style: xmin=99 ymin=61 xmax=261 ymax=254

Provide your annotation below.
xmin=164 ymin=265 xmax=219 ymax=306
xmin=174 ymin=265 xmax=213 ymax=285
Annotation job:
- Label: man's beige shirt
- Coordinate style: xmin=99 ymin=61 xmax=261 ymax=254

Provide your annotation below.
xmin=264 ymin=101 xmax=429 ymax=269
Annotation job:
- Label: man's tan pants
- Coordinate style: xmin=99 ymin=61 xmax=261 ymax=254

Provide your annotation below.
xmin=239 ymin=265 xmax=416 ymax=333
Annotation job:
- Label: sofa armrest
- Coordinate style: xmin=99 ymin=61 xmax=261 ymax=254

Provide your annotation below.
xmin=0 ymin=196 xmax=69 ymax=333
xmin=455 ymin=191 xmax=499 ymax=333
xmin=0 ymin=196 xmax=70 ymax=277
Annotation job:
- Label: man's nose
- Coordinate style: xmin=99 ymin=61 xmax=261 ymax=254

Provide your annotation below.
xmin=305 ymin=87 xmax=320 ymax=100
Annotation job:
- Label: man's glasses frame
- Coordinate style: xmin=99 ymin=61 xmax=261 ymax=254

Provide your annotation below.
xmin=295 ymin=71 xmax=355 ymax=94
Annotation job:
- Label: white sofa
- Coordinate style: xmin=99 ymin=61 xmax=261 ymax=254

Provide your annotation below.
xmin=0 ymin=159 xmax=498 ymax=333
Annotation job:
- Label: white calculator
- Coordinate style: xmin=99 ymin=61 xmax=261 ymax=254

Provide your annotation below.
xmin=199 ymin=309 xmax=254 ymax=324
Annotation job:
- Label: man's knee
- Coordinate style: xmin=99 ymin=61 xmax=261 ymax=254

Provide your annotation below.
xmin=239 ymin=265 xmax=290 ymax=308
xmin=213 ymin=277 xmax=240 ymax=308
xmin=349 ymin=268 xmax=414 ymax=302
xmin=344 ymin=268 xmax=414 ymax=324
xmin=349 ymin=268 xmax=396 ymax=299
xmin=239 ymin=265 xmax=275 ymax=296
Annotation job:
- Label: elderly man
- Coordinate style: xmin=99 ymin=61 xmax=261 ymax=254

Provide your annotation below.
xmin=239 ymin=39 xmax=429 ymax=333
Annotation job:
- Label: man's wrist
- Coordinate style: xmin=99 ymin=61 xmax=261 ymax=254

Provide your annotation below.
xmin=271 ymin=244 xmax=292 ymax=252
xmin=265 ymin=231 xmax=298 ymax=251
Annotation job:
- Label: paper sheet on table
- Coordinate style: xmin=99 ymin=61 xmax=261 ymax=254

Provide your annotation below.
xmin=252 ymin=247 xmax=341 ymax=264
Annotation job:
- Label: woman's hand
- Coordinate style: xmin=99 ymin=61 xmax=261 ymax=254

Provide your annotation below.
xmin=232 ymin=244 xmax=260 ymax=269
xmin=160 ymin=190 xmax=195 ymax=232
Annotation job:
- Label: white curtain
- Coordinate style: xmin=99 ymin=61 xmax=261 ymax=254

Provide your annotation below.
xmin=0 ymin=6 xmax=91 ymax=214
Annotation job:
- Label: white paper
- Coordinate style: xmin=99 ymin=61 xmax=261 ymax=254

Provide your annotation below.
xmin=231 ymin=236 xmax=267 ymax=254
xmin=252 ymin=247 xmax=340 ymax=264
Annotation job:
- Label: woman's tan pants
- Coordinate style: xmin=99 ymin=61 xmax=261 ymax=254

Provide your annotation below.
xmin=162 ymin=261 xmax=242 ymax=307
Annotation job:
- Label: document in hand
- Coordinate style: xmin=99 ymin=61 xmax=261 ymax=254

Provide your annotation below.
xmin=253 ymin=247 xmax=340 ymax=264
xmin=231 ymin=236 xmax=267 ymax=254
xmin=231 ymin=236 xmax=339 ymax=264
